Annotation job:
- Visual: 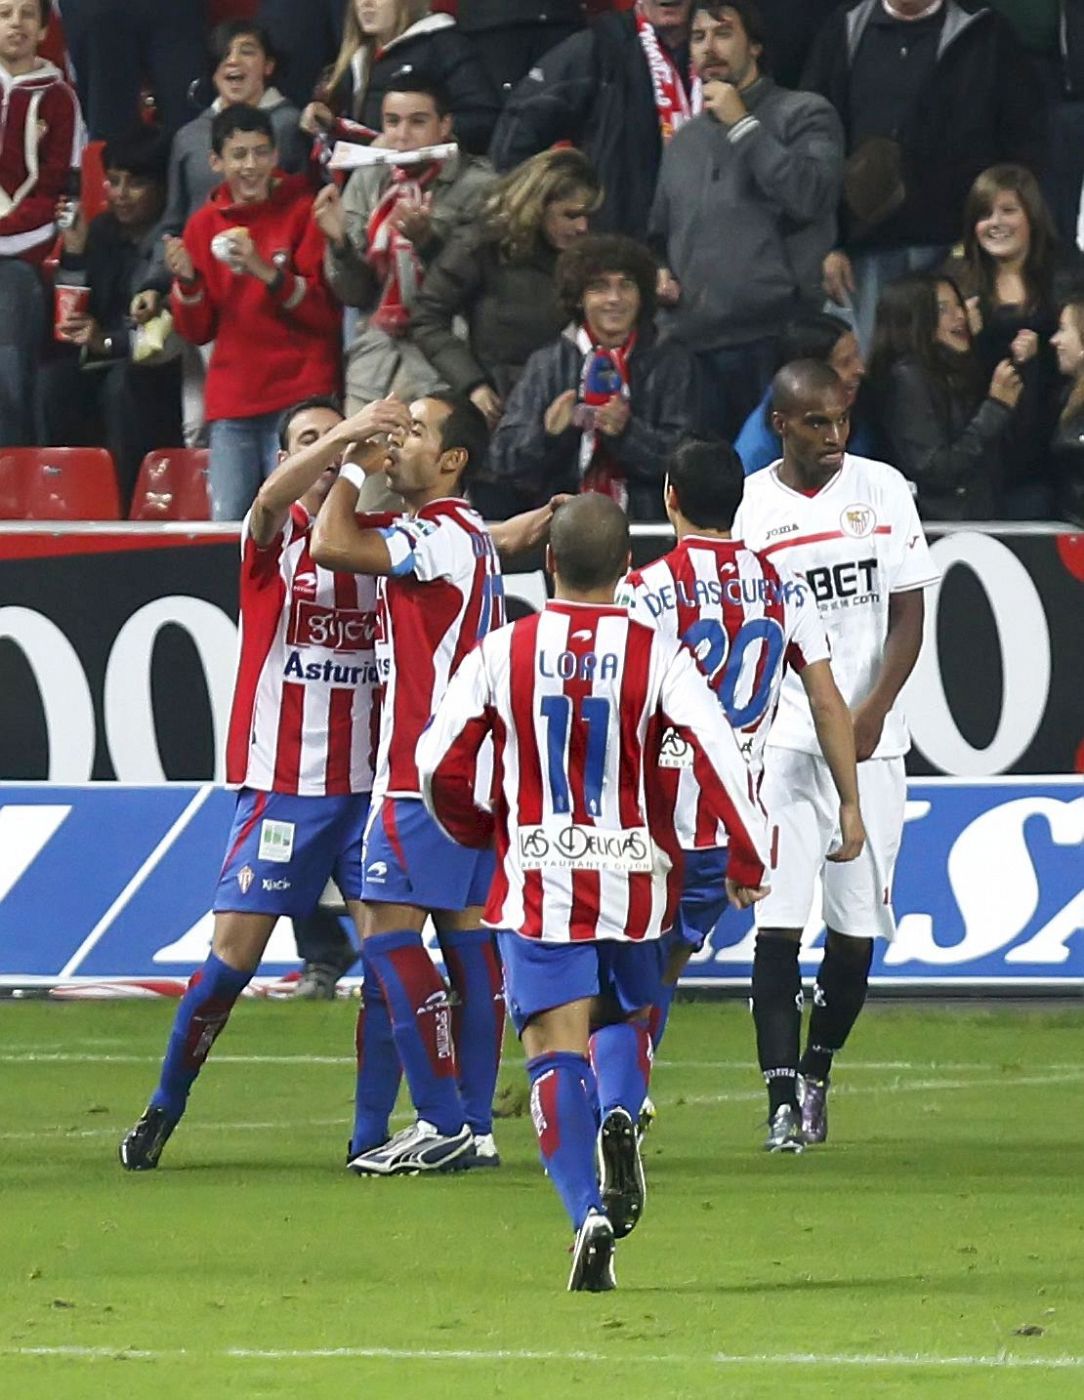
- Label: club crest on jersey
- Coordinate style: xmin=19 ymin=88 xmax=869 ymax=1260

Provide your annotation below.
xmin=237 ymin=864 xmax=254 ymax=894
xmin=841 ymin=504 xmax=876 ymax=538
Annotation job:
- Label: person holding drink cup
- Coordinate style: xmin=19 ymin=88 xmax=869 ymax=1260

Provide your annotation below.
xmin=36 ymin=126 xmax=183 ymax=510
xmin=0 ymin=0 xmax=83 ymax=447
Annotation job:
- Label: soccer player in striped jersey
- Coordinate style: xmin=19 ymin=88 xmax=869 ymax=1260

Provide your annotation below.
xmin=610 ymin=437 xmax=865 ymax=1153
xmin=418 ymin=494 xmax=771 ymax=1290
xmin=733 ymin=360 xmax=938 ymax=1148
xmin=120 ymin=394 xmax=411 ymax=1171
xmin=311 ymin=393 xmax=555 ymax=1175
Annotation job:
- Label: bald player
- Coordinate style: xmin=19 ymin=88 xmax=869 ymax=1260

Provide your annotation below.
xmin=732 ymin=360 xmax=938 ymax=1150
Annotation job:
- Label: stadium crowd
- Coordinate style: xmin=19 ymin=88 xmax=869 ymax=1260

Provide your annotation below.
xmin=1 ymin=0 xmax=1083 ymax=527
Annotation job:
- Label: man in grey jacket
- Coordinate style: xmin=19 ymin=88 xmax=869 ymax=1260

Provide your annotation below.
xmin=650 ymin=2 xmax=843 ymax=439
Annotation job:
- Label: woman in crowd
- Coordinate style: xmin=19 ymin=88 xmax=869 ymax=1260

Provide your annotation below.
xmin=411 ymin=148 xmax=602 ymax=429
xmin=734 ymin=311 xmax=875 ymax=475
xmin=488 ymin=233 xmax=699 ymax=521
xmin=1048 ymin=290 xmax=1084 ymax=526
xmin=303 ymin=0 xmax=500 ymax=154
xmin=945 ymin=164 xmax=1076 ymax=518
xmin=869 ymin=275 xmax=1023 ymax=521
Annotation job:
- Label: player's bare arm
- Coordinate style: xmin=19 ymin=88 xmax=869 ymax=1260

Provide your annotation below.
xmin=310 ymin=474 xmax=398 ymax=574
xmin=852 ymin=588 xmax=925 ymax=761
xmin=250 ymin=398 xmax=411 ymax=548
xmin=799 ymin=658 xmax=865 ymax=863
xmin=488 ymin=494 xmax=572 ymax=560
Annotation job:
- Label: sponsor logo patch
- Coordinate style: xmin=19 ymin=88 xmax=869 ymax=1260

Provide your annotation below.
xmin=518 ymin=823 xmax=652 ymax=873
xmin=658 ymin=729 xmax=693 ymax=769
xmin=258 ymin=819 xmax=295 ymax=864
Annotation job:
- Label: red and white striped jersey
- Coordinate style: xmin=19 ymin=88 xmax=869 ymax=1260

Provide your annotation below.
xmin=733 ymin=454 xmax=938 ymax=758
xmin=418 ymin=601 xmax=769 ymax=944
xmin=226 ymin=504 xmax=386 ymax=796
xmin=374 ymin=496 xmax=504 ymax=797
xmin=618 ymin=535 xmax=829 ymax=849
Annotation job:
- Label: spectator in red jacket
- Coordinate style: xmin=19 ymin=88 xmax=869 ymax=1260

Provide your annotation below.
xmin=167 ymin=105 xmax=341 ymax=520
xmin=0 ymin=0 xmax=83 ymax=445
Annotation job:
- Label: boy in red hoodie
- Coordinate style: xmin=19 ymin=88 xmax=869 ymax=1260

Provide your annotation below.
xmin=0 ymin=0 xmax=83 ymax=446
xmin=167 ymin=104 xmax=341 ymax=520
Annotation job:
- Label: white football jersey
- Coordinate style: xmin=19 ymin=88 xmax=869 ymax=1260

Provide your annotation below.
xmin=732 ymin=454 xmax=938 ymax=758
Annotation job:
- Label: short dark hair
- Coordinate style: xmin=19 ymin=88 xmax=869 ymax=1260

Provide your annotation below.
xmin=771 ymin=359 xmax=843 ymax=415
xmin=550 ymin=494 xmax=630 ymax=591
xmin=35 ymin=0 xmax=50 ymax=25
xmin=102 ymin=127 xmax=170 ymax=183
xmin=277 ymin=395 xmax=343 ymax=450
xmin=666 ymin=436 xmax=744 ymax=530
xmin=555 ymin=234 xmax=658 ymax=327
xmin=693 ymin=1 xmax=769 ymax=66
xmin=778 ymin=312 xmax=852 ymax=370
xmin=210 ymin=19 xmax=279 ymax=70
xmin=211 ymin=103 xmax=275 ymax=156
xmin=382 ymin=72 xmax=451 ymax=119
xmin=429 ymin=393 xmax=490 ymax=483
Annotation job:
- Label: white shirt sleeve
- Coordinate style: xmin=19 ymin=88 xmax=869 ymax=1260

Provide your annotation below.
xmin=885 ymin=474 xmax=939 ymax=592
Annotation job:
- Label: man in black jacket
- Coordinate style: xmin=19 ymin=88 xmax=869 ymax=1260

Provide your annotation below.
xmin=489 ymin=234 xmax=699 ymax=521
xmin=802 ymin=0 xmax=1046 ymax=350
xmin=457 ymin=1 xmax=585 ymax=101
xmin=489 ymin=0 xmax=695 ymax=239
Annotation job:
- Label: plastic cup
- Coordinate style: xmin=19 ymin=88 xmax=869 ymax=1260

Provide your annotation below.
xmin=54 ymin=282 xmax=91 ymax=342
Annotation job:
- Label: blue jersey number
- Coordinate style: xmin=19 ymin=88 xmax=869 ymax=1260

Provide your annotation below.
xmin=539 ymin=694 xmax=611 ymax=818
xmin=681 ymin=617 xmax=785 ymax=728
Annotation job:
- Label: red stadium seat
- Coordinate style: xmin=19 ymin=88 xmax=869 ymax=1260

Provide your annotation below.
xmin=128 ymin=448 xmax=212 ymax=521
xmin=0 ymin=447 xmax=121 ymax=520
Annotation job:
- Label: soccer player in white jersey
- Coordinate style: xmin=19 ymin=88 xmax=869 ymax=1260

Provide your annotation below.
xmin=418 ymin=494 xmax=771 ymax=1291
xmin=120 ymin=394 xmax=411 ymax=1171
xmin=732 ymin=360 xmax=938 ymax=1148
xmin=311 ymin=393 xmax=553 ymax=1174
xmin=612 ymin=438 xmax=864 ymax=1151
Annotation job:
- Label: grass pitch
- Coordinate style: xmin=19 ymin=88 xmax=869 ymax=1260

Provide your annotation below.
xmin=1 ymin=998 xmax=1083 ymax=1399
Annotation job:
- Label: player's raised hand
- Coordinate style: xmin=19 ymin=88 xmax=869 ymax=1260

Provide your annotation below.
xmin=489 ymin=500 xmax=559 ymax=557
xmin=827 ymin=801 xmax=866 ymax=864
xmin=343 ymin=396 xmax=411 ymax=443
xmin=726 ymin=879 xmax=769 ymax=910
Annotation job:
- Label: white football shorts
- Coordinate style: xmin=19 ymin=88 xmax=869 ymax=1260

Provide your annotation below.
xmin=755 ymin=750 xmax=906 ymax=941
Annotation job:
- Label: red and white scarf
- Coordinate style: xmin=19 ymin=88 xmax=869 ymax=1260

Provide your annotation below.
xmin=576 ymin=325 xmax=637 ymax=510
xmin=635 ymin=7 xmax=697 ymax=143
xmin=365 ymin=161 xmax=440 ymax=337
